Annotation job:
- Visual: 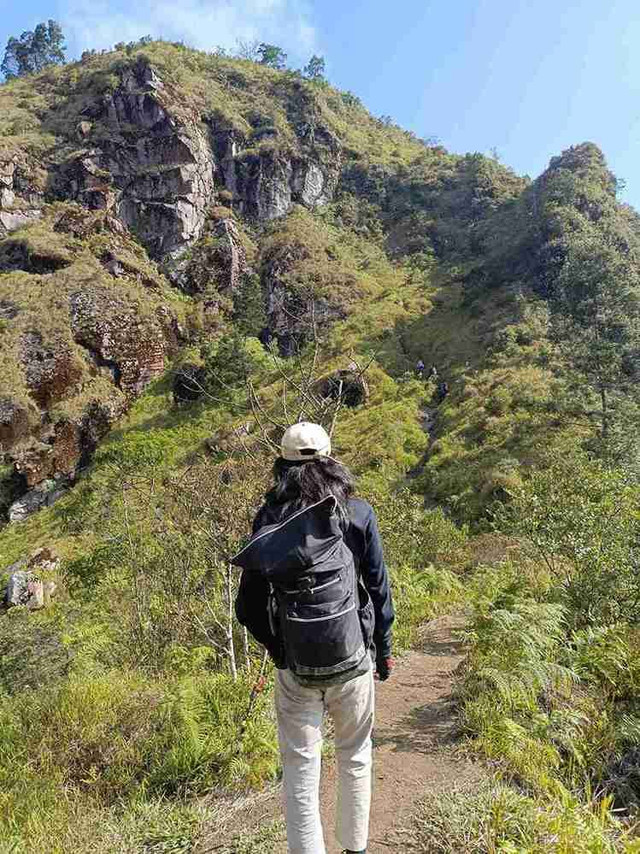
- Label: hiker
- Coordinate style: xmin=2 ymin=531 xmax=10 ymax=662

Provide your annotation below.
xmin=428 ymin=364 xmax=438 ymax=381
xmin=415 ymin=358 xmax=425 ymax=379
xmin=435 ymin=380 xmax=449 ymax=403
xmin=233 ymin=422 xmax=395 ymax=854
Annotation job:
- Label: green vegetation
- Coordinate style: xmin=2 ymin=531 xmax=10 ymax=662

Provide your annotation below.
xmin=1 ymin=19 xmax=66 ymax=80
xmin=0 ymin=40 xmax=639 ymax=852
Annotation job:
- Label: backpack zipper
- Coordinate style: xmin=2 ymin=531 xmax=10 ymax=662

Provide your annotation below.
xmin=283 ymin=576 xmax=340 ymax=596
xmin=287 ymin=604 xmax=356 ymax=623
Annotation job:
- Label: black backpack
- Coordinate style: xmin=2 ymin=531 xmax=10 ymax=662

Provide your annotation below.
xmin=232 ymin=495 xmax=372 ymax=682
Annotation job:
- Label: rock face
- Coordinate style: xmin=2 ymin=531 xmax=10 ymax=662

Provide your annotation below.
xmin=0 ymin=55 xmax=343 ymax=522
xmin=212 ymin=118 xmax=338 ymax=223
xmin=9 ymin=395 xmax=127 ymax=494
xmin=69 ymin=289 xmax=170 ymax=396
xmin=58 ymin=59 xmax=338 ymax=260
xmin=58 ymin=60 xmax=216 ymax=260
xmin=20 ymin=332 xmax=84 ymax=408
xmin=0 ymin=154 xmax=45 ymax=235
xmin=0 ymin=398 xmax=30 ymax=448
xmin=223 ymin=151 xmax=335 ymax=221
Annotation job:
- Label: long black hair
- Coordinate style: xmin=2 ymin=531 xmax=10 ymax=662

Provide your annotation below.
xmin=263 ymin=456 xmax=356 ymax=521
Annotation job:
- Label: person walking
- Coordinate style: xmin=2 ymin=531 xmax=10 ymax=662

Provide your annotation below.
xmin=233 ymin=422 xmax=395 ymax=854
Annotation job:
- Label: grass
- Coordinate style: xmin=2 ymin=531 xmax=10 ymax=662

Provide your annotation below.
xmin=411 ymin=780 xmax=627 ymax=853
xmin=218 ymin=819 xmax=287 ymax=853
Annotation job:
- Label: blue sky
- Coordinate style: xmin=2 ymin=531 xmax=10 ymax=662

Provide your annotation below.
xmin=2 ymin=0 xmax=639 ymax=208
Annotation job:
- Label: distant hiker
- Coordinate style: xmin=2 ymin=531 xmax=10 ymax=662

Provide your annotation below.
xmin=234 ymin=422 xmax=395 ymax=854
xmin=428 ymin=364 xmax=438 ymax=381
xmin=435 ymin=380 xmax=449 ymax=403
xmin=415 ymin=358 xmax=425 ymax=379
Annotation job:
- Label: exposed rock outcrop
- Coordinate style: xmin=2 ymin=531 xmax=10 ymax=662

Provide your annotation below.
xmin=8 ymin=478 xmax=68 ymax=522
xmin=214 ymin=125 xmax=337 ymax=222
xmin=172 ymin=213 xmax=249 ymax=299
xmin=226 ymin=151 xmax=335 ymax=220
xmin=3 ymin=547 xmax=59 ymax=608
xmin=69 ymin=289 xmax=170 ymax=396
xmin=0 ymin=398 xmax=31 ymax=448
xmin=0 ymin=154 xmax=45 ymax=235
xmin=0 ymin=53 xmax=343 ymax=520
xmin=57 ymin=59 xmax=216 ymax=261
xmin=54 ymin=60 xmax=339 ymax=263
xmin=20 ymin=332 xmax=84 ymax=408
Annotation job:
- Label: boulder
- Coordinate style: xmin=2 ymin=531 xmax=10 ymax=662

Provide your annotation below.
xmin=3 ymin=548 xmax=59 ymax=610
xmin=0 ymin=209 xmax=42 ymax=235
xmin=5 ymin=570 xmax=44 ymax=610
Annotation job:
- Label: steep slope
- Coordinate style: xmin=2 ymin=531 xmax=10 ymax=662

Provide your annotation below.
xmin=0 ymin=40 xmax=639 ymax=854
xmin=0 ymin=42 xmax=528 ymax=522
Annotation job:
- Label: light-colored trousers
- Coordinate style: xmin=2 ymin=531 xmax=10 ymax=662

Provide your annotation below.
xmin=275 ymin=663 xmax=374 ymax=854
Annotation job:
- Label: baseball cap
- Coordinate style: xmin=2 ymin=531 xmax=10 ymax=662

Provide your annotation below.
xmin=280 ymin=422 xmax=331 ymax=461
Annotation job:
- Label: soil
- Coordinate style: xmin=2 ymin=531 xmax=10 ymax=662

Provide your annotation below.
xmin=198 ymin=615 xmax=484 ymax=854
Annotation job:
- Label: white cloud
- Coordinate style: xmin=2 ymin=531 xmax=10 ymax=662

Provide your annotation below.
xmin=61 ymin=0 xmax=317 ymax=64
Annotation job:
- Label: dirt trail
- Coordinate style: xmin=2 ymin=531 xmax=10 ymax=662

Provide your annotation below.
xmin=200 ymin=616 xmax=483 ymax=853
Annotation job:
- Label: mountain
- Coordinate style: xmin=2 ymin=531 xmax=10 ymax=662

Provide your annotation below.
xmin=0 ymin=41 xmax=639 ymax=852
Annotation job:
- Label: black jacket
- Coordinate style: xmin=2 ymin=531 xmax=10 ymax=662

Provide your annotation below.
xmin=234 ymin=497 xmax=394 ymax=665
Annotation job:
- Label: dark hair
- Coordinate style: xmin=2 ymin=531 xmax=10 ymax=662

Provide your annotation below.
xmin=263 ymin=457 xmax=356 ymax=521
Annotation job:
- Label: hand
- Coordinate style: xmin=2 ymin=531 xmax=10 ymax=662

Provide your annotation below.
xmin=376 ymin=656 xmax=394 ymax=682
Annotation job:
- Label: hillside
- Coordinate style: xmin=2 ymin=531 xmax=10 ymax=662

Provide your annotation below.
xmin=0 ymin=41 xmax=639 ymax=853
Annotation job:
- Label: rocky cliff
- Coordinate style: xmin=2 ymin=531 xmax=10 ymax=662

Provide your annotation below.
xmin=1 ymin=42 xmax=638 ymax=522
xmin=0 ymin=49 xmax=347 ymax=517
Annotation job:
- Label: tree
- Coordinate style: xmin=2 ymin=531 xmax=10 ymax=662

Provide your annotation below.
xmin=200 ymin=332 xmax=258 ymax=405
xmin=1 ymin=20 xmax=66 ymax=79
xmin=550 ymin=231 xmax=640 ymax=463
xmin=257 ymin=43 xmax=287 ymax=69
xmin=303 ymin=55 xmax=325 ymax=81
xmin=235 ymin=38 xmax=260 ymax=61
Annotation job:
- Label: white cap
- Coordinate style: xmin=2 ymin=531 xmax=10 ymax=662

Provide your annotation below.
xmin=280 ymin=422 xmax=331 ymax=461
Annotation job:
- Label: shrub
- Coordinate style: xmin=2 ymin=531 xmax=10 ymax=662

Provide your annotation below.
xmin=494 ymin=453 xmax=640 ymax=628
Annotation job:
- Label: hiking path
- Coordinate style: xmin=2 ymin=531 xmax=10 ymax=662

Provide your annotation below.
xmin=198 ymin=615 xmax=484 ymax=853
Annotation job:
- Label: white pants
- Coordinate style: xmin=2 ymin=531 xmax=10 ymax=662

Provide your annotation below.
xmin=275 ymin=664 xmax=374 ymax=854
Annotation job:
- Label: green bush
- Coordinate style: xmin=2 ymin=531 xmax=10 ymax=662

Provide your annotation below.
xmin=494 ymin=453 xmax=640 ymax=628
